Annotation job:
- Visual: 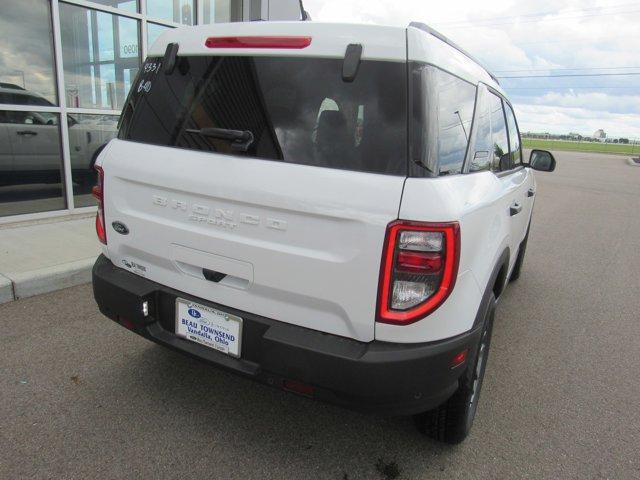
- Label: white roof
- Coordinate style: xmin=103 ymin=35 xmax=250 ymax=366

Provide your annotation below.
xmin=148 ymin=21 xmax=503 ymax=93
xmin=148 ymin=22 xmax=407 ymax=62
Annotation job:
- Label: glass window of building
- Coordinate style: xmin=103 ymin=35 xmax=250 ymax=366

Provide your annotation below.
xmin=147 ymin=23 xmax=173 ymax=47
xmin=89 ymin=0 xmax=138 ymax=14
xmin=202 ymin=0 xmax=243 ymax=23
xmin=147 ymin=0 xmax=194 ymax=25
xmin=0 ymin=110 xmax=66 ymax=216
xmin=68 ymin=114 xmax=119 ymax=207
xmin=59 ymin=3 xmax=140 ymax=110
xmin=0 ymin=0 xmax=58 ymax=105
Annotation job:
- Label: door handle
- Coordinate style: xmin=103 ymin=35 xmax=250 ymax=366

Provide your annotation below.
xmin=527 ymin=188 xmax=535 ymax=198
xmin=510 ymin=202 xmax=523 ymax=216
xmin=17 ymin=130 xmax=38 ymax=136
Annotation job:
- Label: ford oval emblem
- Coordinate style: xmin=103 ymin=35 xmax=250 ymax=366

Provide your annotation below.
xmin=112 ymin=221 xmax=129 ymax=235
xmin=188 ymin=308 xmax=201 ymax=319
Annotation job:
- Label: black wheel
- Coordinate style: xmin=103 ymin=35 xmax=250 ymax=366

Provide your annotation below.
xmin=414 ymin=293 xmax=496 ymax=444
xmin=509 ymin=223 xmax=530 ymax=282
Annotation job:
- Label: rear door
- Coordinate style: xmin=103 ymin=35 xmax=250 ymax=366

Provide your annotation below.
xmin=503 ymin=101 xmax=533 ymax=243
xmin=99 ymin=26 xmax=409 ymax=342
xmin=487 ymin=92 xmax=530 ymax=271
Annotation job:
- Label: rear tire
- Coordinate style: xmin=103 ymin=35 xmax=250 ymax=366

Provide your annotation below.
xmin=414 ymin=293 xmax=496 ymax=444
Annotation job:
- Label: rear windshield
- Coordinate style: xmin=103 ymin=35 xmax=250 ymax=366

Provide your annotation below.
xmin=118 ymin=56 xmax=408 ymax=175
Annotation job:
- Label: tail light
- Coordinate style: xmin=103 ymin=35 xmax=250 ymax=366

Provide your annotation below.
xmin=205 ymin=36 xmax=312 ymax=49
xmin=377 ymin=221 xmax=460 ymax=325
xmin=92 ymin=165 xmax=106 ymax=245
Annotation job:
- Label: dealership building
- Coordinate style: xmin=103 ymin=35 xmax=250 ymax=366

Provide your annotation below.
xmin=0 ymin=0 xmax=304 ymax=222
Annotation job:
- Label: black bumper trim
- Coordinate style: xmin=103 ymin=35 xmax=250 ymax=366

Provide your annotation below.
xmin=92 ymin=255 xmax=482 ymax=416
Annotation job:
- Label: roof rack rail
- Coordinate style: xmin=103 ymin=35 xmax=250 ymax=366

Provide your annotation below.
xmin=408 ymin=22 xmax=500 ymax=85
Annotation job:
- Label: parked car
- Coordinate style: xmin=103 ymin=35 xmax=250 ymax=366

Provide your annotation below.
xmin=91 ymin=21 xmax=555 ymax=444
xmin=0 ymin=84 xmax=117 ymax=188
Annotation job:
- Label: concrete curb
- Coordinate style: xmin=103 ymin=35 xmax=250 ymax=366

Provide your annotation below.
xmin=0 ymin=274 xmax=13 ymax=304
xmin=3 ymin=257 xmax=96 ymax=302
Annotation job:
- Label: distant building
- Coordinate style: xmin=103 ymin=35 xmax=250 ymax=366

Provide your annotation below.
xmin=592 ymin=129 xmax=607 ymax=141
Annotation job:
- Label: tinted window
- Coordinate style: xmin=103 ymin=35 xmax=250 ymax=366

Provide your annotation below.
xmin=433 ymin=69 xmax=476 ymax=175
xmin=469 ymin=88 xmax=492 ymax=172
xmin=410 ymin=65 xmax=476 ymax=176
xmin=489 ymin=93 xmax=510 ymax=172
xmin=119 ymin=56 xmax=408 ymax=175
xmin=504 ymin=103 xmax=522 ymax=166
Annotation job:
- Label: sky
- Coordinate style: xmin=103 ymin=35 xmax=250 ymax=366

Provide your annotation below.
xmin=303 ymin=0 xmax=640 ymax=139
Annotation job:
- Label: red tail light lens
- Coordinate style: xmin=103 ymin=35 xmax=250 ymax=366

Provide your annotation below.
xmin=92 ymin=165 xmax=106 ymax=245
xmin=205 ymin=36 xmax=312 ymax=49
xmin=396 ymin=251 xmax=442 ymax=274
xmin=377 ymin=221 xmax=460 ymax=325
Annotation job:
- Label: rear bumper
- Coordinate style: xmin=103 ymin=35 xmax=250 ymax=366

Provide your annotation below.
xmin=92 ymin=255 xmax=482 ymax=416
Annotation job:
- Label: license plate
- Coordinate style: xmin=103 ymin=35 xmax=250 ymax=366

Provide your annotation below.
xmin=175 ymin=299 xmax=242 ymax=358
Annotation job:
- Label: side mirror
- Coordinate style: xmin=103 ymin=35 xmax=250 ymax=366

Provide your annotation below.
xmin=529 ymin=149 xmax=556 ymax=172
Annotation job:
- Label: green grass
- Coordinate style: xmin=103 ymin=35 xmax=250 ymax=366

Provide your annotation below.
xmin=523 ymin=138 xmax=639 ymax=156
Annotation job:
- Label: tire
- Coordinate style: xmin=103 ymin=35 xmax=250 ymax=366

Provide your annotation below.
xmin=509 ymin=223 xmax=530 ymax=283
xmin=414 ymin=293 xmax=496 ymax=444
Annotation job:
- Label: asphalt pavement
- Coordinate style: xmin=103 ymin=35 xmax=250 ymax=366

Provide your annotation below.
xmin=1 ymin=151 xmax=639 ymax=479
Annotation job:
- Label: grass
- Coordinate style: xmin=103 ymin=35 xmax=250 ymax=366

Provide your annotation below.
xmin=523 ymin=138 xmax=640 ymax=156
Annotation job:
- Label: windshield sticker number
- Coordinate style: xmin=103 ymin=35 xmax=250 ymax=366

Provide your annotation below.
xmin=143 ymin=61 xmax=162 ymax=74
xmin=137 ymin=79 xmax=152 ymax=94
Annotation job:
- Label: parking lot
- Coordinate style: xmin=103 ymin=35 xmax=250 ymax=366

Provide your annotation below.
xmin=1 ymin=150 xmax=639 ymax=479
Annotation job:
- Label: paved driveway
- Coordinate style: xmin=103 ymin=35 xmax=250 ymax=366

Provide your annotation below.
xmin=1 ymin=151 xmax=639 ymax=479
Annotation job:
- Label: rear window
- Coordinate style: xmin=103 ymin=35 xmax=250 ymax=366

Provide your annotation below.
xmin=118 ymin=56 xmax=408 ymax=175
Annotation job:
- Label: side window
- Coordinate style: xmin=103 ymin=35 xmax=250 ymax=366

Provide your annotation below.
xmin=4 ymin=111 xmax=50 ymax=125
xmin=489 ymin=93 xmax=510 ymax=172
xmin=433 ymin=69 xmax=476 ymax=175
xmin=469 ymin=87 xmax=492 ymax=172
xmin=504 ymin=103 xmax=522 ymax=166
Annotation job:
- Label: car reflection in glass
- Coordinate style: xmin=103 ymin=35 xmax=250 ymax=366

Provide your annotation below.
xmin=0 ymin=84 xmax=118 ymax=195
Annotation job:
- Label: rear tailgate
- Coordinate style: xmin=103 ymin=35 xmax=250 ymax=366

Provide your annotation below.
xmin=100 ymin=140 xmax=404 ymax=341
xmin=98 ymin=22 xmax=409 ymax=342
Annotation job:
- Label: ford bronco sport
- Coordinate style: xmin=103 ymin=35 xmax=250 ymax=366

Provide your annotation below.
xmin=92 ymin=21 xmax=556 ymax=443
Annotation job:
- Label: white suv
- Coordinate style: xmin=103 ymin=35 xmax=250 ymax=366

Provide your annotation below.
xmin=92 ymin=21 xmax=555 ymax=443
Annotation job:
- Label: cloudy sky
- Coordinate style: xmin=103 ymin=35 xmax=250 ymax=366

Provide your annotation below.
xmin=303 ymin=0 xmax=640 ymax=139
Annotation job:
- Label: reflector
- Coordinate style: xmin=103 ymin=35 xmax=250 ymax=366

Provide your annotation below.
xmin=451 ymin=349 xmax=468 ymax=368
xmin=283 ymin=379 xmax=315 ymax=397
